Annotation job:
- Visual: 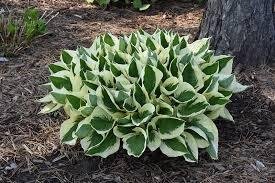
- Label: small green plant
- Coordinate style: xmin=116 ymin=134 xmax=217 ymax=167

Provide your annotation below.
xmin=40 ymin=29 xmax=248 ymax=161
xmin=0 ymin=8 xmax=50 ymax=57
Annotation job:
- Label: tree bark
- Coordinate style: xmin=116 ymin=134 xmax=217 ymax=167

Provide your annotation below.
xmin=199 ymin=0 xmax=275 ymax=65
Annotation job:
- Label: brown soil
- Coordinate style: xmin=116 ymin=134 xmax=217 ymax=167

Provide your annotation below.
xmin=0 ymin=0 xmax=274 ymax=182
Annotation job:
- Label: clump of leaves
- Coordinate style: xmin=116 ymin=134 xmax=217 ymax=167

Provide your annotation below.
xmin=0 ymin=8 xmax=50 ymax=57
xmin=40 ymin=29 xmax=248 ymax=161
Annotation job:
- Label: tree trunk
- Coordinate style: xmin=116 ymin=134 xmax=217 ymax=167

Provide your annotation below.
xmin=199 ymin=0 xmax=275 ymax=65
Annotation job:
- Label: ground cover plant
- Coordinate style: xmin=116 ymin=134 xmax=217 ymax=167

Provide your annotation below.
xmin=0 ymin=8 xmax=51 ymax=57
xmin=39 ymin=29 xmax=248 ymax=161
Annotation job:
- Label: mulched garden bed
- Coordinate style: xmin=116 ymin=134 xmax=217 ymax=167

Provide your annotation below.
xmin=0 ymin=0 xmax=274 ymax=182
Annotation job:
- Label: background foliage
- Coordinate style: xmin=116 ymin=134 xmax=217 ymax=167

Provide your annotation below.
xmin=86 ymin=0 xmax=207 ymax=11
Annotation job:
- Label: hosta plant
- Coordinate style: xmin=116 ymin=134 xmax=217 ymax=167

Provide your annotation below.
xmin=39 ymin=29 xmax=248 ymax=161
